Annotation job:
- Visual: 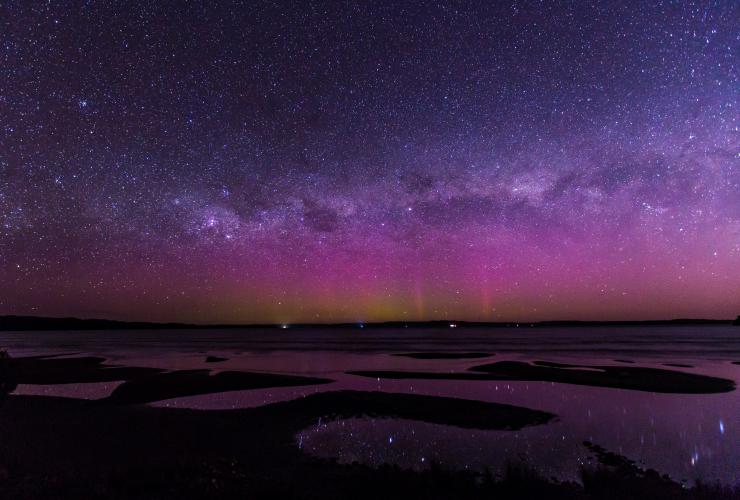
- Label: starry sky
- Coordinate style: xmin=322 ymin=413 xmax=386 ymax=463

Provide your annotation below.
xmin=1 ymin=1 xmax=738 ymax=324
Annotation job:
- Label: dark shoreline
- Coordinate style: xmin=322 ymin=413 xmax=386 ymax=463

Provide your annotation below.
xmin=349 ymin=360 xmax=736 ymax=394
xmin=1 ymin=354 xmax=739 ymax=498
xmin=1 ymin=392 xmax=738 ymax=499
xmin=1 ymin=315 xmax=737 ymax=331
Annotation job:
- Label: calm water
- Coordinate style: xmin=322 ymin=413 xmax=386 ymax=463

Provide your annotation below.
xmin=2 ymin=326 xmax=739 ymax=485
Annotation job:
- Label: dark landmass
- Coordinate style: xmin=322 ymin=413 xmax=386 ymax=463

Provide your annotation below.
xmin=663 ymin=363 xmax=693 ymax=368
xmin=734 ymin=315 xmax=740 ymax=326
xmin=106 ymin=370 xmax=332 ymax=405
xmin=579 ymin=441 xmax=713 ymax=500
xmin=0 ymin=352 xmax=737 ymax=498
xmin=5 ymin=355 xmax=163 ymax=385
xmin=0 ymin=392 xmax=737 ymax=499
xmin=614 ymin=359 xmax=635 ymax=363
xmin=1 ymin=355 xmax=331 ymax=404
xmin=297 ymin=391 xmax=556 ymax=430
xmin=205 ymin=356 xmax=228 ymax=363
xmin=393 ymin=352 xmax=492 ymax=359
xmin=0 ymin=351 xmax=16 ymax=396
xmin=1 ymin=315 xmax=736 ymax=331
xmin=471 ymin=361 xmax=735 ymax=393
xmin=350 ymin=371 xmax=497 ymax=381
xmin=0 ymin=315 xmax=197 ymax=331
xmin=349 ymin=360 xmax=736 ymax=394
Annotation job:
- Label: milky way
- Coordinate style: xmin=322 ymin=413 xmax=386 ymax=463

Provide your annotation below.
xmin=1 ymin=1 xmax=738 ymax=323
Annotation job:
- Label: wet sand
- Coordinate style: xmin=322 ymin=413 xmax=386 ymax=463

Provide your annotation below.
xmin=393 ymin=352 xmax=492 ymax=359
xmin=1 ymin=340 xmax=738 ymax=498
xmin=1 ymin=390 xmax=737 ymax=499
xmin=6 ymin=355 xmax=162 ymax=384
xmin=0 ymin=388 xmax=555 ymax=497
xmin=349 ymin=360 xmax=736 ymax=393
xmin=106 ymin=370 xmax=332 ymax=404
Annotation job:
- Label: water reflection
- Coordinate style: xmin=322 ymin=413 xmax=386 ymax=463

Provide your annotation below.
xmin=1 ymin=326 xmax=738 ymax=486
xmin=297 ymin=371 xmax=738 ymax=486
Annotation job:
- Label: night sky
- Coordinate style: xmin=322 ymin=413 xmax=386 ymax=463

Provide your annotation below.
xmin=1 ymin=1 xmax=738 ymax=324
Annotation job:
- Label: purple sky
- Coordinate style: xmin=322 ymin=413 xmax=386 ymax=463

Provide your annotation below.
xmin=1 ymin=1 xmax=738 ymax=323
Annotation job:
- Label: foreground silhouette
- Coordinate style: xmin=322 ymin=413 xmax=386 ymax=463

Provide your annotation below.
xmin=0 ymin=354 xmax=737 ymax=499
xmin=0 ymin=393 xmax=737 ymax=499
xmin=350 ymin=360 xmax=736 ymax=393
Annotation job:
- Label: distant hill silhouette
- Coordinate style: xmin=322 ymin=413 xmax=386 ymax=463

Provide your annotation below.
xmin=734 ymin=315 xmax=740 ymax=326
xmin=0 ymin=315 xmax=735 ymax=331
xmin=0 ymin=315 xmax=193 ymax=331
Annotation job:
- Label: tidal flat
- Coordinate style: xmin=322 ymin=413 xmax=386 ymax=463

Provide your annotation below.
xmin=1 ymin=326 xmax=738 ymax=498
